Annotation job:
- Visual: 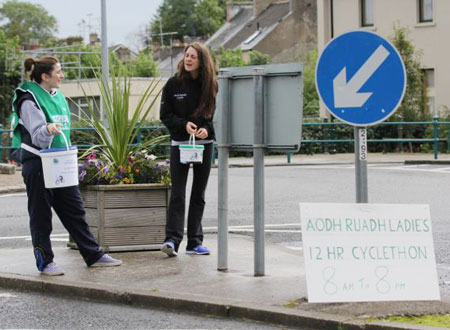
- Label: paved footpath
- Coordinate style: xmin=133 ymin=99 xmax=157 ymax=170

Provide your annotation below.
xmin=1 ymin=152 xmax=450 ymax=329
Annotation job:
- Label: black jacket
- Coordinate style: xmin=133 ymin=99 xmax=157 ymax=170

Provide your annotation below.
xmin=14 ymin=92 xmax=42 ymax=162
xmin=160 ymin=76 xmax=215 ymax=141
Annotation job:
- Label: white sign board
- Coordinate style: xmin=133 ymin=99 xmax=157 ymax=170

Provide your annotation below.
xmin=300 ymin=203 xmax=440 ymax=303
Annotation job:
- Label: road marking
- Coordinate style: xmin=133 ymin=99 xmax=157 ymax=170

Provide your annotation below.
xmin=203 ymin=223 xmax=301 ymax=232
xmin=0 ymin=293 xmax=18 ymax=298
xmin=228 ymin=229 xmax=302 ymax=234
xmin=24 ymin=238 xmax=68 ymax=242
xmin=0 ymin=193 xmax=26 ymax=198
xmin=0 ymin=233 xmax=68 ymax=240
xmin=283 ymin=246 xmax=303 ymax=251
xmin=203 ymin=223 xmax=300 ymax=230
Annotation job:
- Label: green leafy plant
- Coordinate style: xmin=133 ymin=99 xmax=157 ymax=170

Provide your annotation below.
xmin=78 ymin=67 xmax=170 ymax=185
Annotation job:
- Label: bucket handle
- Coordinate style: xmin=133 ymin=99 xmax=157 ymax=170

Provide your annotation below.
xmin=189 ymin=134 xmax=196 ymax=147
xmin=48 ymin=132 xmax=71 ymax=151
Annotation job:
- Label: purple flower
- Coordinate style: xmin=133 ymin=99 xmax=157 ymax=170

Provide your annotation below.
xmin=102 ymin=165 xmax=110 ymax=174
xmin=79 ymin=170 xmax=86 ymax=181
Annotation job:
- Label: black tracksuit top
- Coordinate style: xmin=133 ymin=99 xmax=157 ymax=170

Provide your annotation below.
xmin=160 ymin=76 xmax=215 ymax=142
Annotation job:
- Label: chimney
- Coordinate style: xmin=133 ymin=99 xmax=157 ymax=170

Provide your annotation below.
xmin=290 ymin=0 xmax=314 ymax=14
xmin=254 ymin=0 xmax=276 ymax=16
xmin=89 ymin=33 xmax=100 ymax=45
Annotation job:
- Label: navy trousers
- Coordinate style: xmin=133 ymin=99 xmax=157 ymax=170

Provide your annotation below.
xmin=22 ymin=157 xmax=103 ymax=269
xmin=165 ymin=143 xmax=213 ymax=251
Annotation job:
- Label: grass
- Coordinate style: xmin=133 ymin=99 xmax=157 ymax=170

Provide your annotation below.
xmin=382 ymin=314 xmax=450 ymax=328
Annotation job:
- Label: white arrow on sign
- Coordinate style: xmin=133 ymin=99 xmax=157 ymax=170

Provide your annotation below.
xmin=333 ymin=45 xmax=390 ymax=108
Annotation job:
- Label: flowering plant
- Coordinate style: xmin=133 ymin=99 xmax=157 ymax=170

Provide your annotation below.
xmin=78 ymin=150 xmax=170 ymax=186
xmin=76 ymin=66 xmax=171 ymax=186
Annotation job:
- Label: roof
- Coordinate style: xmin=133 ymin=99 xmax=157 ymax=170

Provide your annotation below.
xmin=108 ymin=44 xmax=138 ymax=56
xmin=224 ymin=1 xmax=290 ymax=50
xmin=205 ymin=4 xmax=254 ymax=50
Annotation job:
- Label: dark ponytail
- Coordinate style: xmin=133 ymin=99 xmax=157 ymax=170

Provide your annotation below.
xmin=24 ymin=56 xmax=59 ymax=83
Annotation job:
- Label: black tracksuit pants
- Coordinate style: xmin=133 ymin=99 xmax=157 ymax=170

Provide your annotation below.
xmin=22 ymin=157 xmax=103 ymax=269
xmin=165 ymin=143 xmax=213 ymax=251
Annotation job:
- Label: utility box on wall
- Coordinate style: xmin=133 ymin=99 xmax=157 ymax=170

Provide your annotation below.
xmin=215 ymin=63 xmax=303 ymax=152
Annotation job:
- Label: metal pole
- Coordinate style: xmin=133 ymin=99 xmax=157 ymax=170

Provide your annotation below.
xmin=354 ymin=126 xmax=368 ymax=203
xmin=159 ymin=18 xmax=163 ymax=46
xmin=100 ymin=0 xmax=109 ymax=127
xmin=217 ymin=69 xmax=231 ymax=271
xmin=433 ymin=115 xmax=439 ymax=160
xmin=253 ymin=68 xmax=265 ymax=276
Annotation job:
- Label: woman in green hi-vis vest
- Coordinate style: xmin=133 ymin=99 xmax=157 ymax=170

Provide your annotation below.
xmin=12 ymin=56 xmax=122 ymax=275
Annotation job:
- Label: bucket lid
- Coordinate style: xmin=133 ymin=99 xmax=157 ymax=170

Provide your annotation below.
xmin=40 ymin=146 xmax=78 ymax=153
xmin=179 ymin=145 xmax=205 ymax=150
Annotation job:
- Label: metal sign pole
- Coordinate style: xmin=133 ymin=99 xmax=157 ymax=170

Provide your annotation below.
xmin=354 ymin=126 xmax=368 ymax=203
xmin=100 ymin=0 xmax=109 ymax=128
xmin=217 ymin=70 xmax=231 ymax=271
xmin=253 ymin=68 xmax=265 ymax=276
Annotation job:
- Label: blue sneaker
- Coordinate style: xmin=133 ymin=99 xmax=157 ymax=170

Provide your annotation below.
xmin=34 ymin=249 xmax=45 ymax=271
xmin=186 ymin=245 xmax=210 ymax=255
xmin=40 ymin=262 xmax=64 ymax=276
xmin=90 ymin=254 xmax=122 ymax=267
xmin=161 ymin=241 xmax=178 ymax=257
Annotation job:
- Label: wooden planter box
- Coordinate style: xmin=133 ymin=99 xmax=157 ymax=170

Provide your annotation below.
xmin=68 ymin=183 xmax=171 ymax=252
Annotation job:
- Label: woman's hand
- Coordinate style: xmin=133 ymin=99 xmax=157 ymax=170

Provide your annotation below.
xmin=186 ymin=121 xmax=198 ymax=135
xmin=47 ymin=123 xmax=63 ymax=135
xmin=195 ymin=128 xmax=208 ymax=139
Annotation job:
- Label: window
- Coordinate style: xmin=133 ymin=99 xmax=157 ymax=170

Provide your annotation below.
xmin=422 ymin=69 xmax=435 ymax=115
xmin=361 ymin=0 xmax=374 ymax=27
xmin=67 ymin=96 xmax=100 ymax=122
xmin=419 ymin=0 xmax=433 ymax=23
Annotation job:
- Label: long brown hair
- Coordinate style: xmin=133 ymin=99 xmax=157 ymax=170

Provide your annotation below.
xmin=24 ymin=56 xmax=59 ymax=83
xmin=177 ymin=42 xmax=218 ymax=119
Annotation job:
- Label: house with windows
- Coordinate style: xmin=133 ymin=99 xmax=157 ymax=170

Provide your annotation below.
xmin=60 ymin=78 xmax=166 ymax=122
xmin=317 ymin=0 xmax=450 ymax=117
xmin=207 ymin=0 xmax=317 ymax=63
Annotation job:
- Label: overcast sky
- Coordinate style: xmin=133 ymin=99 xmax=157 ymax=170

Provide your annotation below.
xmin=0 ymin=0 xmax=164 ymax=50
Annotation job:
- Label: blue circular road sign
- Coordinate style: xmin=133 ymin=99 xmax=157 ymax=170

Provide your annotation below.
xmin=316 ymin=31 xmax=406 ymax=126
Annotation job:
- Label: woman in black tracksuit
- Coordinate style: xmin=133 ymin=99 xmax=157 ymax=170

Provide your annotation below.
xmin=160 ymin=42 xmax=218 ymax=257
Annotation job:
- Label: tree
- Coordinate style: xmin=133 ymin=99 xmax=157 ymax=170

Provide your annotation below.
xmin=212 ymin=46 xmax=245 ymax=68
xmin=130 ymin=50 xmax=159 ymax=77
xmin=212 ymin=46 xmax=273 ymax=69
xmin=0 ymin=0 xmax=57 ymax=48
xmin=248 ymin=50 xmax=271 ymax=65
xmin=150 ymin=0 xmax=225 ymax=42
xmin=151 ymin=0 xmax=196 ymax=41
xmin=190 ymin=0 xmax=226 ymax=37
xmin=0 ymin=28 xmax=20 ymax=126
xmin=389 ymin=26 xmax=427 ymax=122
xmin=302 ymin=50 xmax=319 ymax=117
xmin=0 ymin=28 xmax=21 ymax=161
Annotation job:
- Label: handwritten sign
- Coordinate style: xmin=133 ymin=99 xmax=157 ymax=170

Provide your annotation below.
xmin=300 ymin=203 xmax=440 ymax=303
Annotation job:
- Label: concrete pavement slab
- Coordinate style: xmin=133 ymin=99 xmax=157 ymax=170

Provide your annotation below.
xmin=0 ymin=234 xmax=449 ymax=329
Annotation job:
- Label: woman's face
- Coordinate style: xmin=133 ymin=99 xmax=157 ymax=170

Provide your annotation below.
xmin=184 ymin=47 xmax=200 ymax=75
xmin=42 ymin=62 xmax=64 ymax=90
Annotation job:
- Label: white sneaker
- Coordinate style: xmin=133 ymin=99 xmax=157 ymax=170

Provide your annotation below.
xmin=40 ymin=262 xmax=64 ymax=276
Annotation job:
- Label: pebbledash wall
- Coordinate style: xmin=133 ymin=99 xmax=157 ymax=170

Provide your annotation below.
xmin=60 ymin=78 xmax=167 ymax=122
xmin=317 ymin=0 xmax=450 ymax=118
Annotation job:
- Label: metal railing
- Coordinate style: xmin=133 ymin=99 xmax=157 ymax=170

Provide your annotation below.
xmin=298 ymin=118 xmax=450 ymax=160
xmin=2 ymin=120 xmax=450 ymax=161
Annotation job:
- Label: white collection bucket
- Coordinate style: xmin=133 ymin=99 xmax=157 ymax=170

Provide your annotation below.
xmin=179 ymin=135 xmax=204 ymax=164
xmin=40 ymin=133 xmax=79 ymax=189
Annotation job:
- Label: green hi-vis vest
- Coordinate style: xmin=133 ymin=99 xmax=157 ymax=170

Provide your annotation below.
xmin=12 ymin=81 xmax=71 ymax=149
xmin=9 ymin=112 xmax=21 ymax=149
